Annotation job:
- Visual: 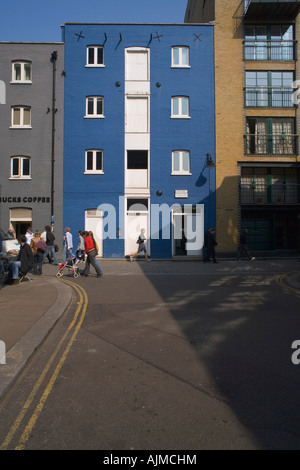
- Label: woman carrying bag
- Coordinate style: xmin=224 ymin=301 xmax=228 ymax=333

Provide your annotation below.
xmin=30 ymin=230 xmax=46 ymax=275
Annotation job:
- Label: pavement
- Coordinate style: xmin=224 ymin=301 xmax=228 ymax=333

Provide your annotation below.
xmin=0 ymin=256 xmax=299 ymax=400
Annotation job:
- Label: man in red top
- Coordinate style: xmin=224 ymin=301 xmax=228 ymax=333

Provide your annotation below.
xmin=82 ymin=231 xmax=103 ymax=277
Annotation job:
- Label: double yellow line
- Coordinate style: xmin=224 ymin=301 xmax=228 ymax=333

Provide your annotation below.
xmin=0 ymin=280 xmax=88 ymax=450
xmin=276 ymin=272 xmax=300 ymax=298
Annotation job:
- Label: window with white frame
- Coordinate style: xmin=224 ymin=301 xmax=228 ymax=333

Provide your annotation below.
xmin=86 ymin=46 xmax=104 ymax=66
xmin=11 ymin=106 xmax=31 ymax=127
xmin=171 ymin=47 xmax=190 ymax=67
xmin=85 ymin=96 xmax=104 ymax=117
xmin=172 ymin=151 xmax=191 ymax=175
xmin=85 ymin=150 xmax=103 ymax=173
xmin=11 ymin=61 xmax=32 ymax=83
xmin=171 ymin=96 xmax=190 ymax=118
xmin=10 ymin=156 xmax=31 ymax=179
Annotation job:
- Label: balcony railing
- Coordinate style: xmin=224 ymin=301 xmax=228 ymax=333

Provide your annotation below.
xmin=244 ymin=40 xmax=296 ymax=61
xmin=245 ymin=134 xmax=298 ymax=155
xmin=240 ymin=182 xmax=300 ymax=204
xmin=245 ymin=87 xmax=294 ymax=107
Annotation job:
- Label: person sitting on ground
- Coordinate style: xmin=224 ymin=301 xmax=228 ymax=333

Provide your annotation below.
xmin=8 ymin=235 xmax=34 ymax=285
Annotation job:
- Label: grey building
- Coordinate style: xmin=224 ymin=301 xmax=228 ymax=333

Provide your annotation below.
xmin=0 ymin=42 xmax=64 ymax=247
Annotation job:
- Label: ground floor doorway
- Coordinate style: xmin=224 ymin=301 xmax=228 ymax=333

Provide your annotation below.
xmin=241 ymin=207 xmax=300 ymax=253
xmin=172 ymin=205 xmax=204 ymax=257
xmin=125 ymin=198 xmax=149 ymax=257
xmin=85 ymin=209 xmax=103 ymax=257
xmin=9 ymin=208 xmax=32 ymax=237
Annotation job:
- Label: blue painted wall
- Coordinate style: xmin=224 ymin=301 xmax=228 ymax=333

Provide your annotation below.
xmin=63 ymin=23 xmax=215 ymax=258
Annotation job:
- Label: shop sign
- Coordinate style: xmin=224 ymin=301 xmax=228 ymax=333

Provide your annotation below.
xmin=0 ymin=196 xmax=50 ymax=203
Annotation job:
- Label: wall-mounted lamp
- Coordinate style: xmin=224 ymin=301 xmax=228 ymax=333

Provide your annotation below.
xmin=206 ymin=153 xmax=215 ymax=168
xmin=115 ymin=82 xmax=121 ymax=87
xmin=156 ymin=82 xmax=161 ymax=88
xmin=156 ymin=190 xmax=163 ymax=196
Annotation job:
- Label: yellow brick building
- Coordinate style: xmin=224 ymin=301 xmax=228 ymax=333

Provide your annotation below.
xmin=185 ymin=0 xmax=300 ymax=256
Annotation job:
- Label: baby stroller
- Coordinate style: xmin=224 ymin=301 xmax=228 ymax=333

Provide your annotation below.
xmin=56 ymin=256 xmax=80 ymax=278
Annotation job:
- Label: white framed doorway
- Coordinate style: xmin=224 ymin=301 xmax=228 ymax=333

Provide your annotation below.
xmin=125 ymin=198 xmax=149 ymax=256
xmin=10 ymin=208 xmax=32 ymax=237
xmin=85 ymin=209 xmax=103 ymax=257
xmin=172 ymin=205 xmax=204 ymax=256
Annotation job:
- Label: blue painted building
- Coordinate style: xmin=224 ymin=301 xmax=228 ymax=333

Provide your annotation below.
xmin=62 ymin=23 xmax=215 ymax=258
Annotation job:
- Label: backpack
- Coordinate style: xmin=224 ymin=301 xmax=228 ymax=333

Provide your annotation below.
xmin=37 ymin=239 xmax=46 ymax=253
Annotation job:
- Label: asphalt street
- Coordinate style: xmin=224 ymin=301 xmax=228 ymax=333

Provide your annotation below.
xmin=0 ymin=258 xmax=300 ymax=450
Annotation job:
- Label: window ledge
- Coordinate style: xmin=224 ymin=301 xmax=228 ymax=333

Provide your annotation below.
xmin=171 ymin=65 xmax=191 ymax=69
xmin=171 ymin=172 xmax=192 ymax=176
xmin=84 ymin=115 xmax=105 ymax=119
xmin=84 ymin=171 xmax=104 ymax=175
xmin=85 ymin=65 xmax=105 ymax=68
xmin=170 ymin=116 xmax=191 ymax=119
xmin=9 ymin=177 xmax=31 ymax=180
xmin=10 ymin=81 xmax=32 ymax=85
xmin=9 ymin=126 xmax=32 ymax=129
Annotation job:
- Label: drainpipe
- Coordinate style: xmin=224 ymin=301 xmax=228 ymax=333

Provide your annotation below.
xmin=50 ymin=51 xmax=58 ymax=230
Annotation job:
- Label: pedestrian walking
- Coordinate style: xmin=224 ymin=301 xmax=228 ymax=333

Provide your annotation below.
xmin=62 ymin=227 xmax=74 ymax=262
xmin=30 ymin=230 xmax=46 ymax=275
xmin=41 ymin=227 xmax=50 ymax=264
xmin=44 ymin=225 xmax=59 ymax=265
xmin=88 ymin=231 xmax=103 ymax=272
xmin=130 ymin=228 xmax=151 ymax=261
xmin=203 ymin=227 xmax=212 ymax=263
xmin=203 ymin=227 xmax=218 ymax=263
xmin=236 ymin=229 xmax=255 ymax=261
xmin=82 ymin=231 xmax=103 ymax=277
xmin=76 ymin=230 xmax=85 ymax=261
xmin=25 ymin=227 xmax=34 ymax=245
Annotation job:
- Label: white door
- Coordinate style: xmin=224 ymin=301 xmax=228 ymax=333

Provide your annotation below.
xmin=126 ymin=212 xmax=148 ymax=256
xmin=125 ymin=97 xmax=148 ymax=133
xmin=125 ymin=199 xmax=149 ymax=256
xmin=125 ymin=51 xmax=148 ymax=81
xmin=85 ymin=209 xmax=103 ymax=257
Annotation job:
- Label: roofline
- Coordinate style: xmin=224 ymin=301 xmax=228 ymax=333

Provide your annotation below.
xmin=61 ymin=22 xmax=213 ymax=27
xmin=0 ymin=41 xmax=64 ymax=45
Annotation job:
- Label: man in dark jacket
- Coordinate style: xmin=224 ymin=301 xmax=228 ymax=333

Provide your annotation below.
xmin=44 ymin=225 xmax=59 ymax=265
xmin=8 ymin=235 xmax=34 ymax=284
xmin=203 ymin=227 xmax=218 ymax=263
xmin=236 ymin=229 xmax=255 ymax=261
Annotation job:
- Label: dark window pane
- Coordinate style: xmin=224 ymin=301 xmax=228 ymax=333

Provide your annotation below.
xmin=87 ymin=98 xmax=94 ymax=114
xmin=127 ymin=150 xmax=148 ymax=169
xmin=88 ymin=48 xmax=94 ymax=64
xmin=96 ymin=151 xmax=102 ymax=170
xmin=97 ymin=48 xmax=104 ymax=64
xmin=127 ymin=198 xmax=148 ymax=211
xmin=87 ymin=151 xmax=93 ymax=170
xmin=12 ymin=158 xmax=19 ymax=176
xmin=97 ymin=98 xmax=103 ymax=115
xmin=22 ymin=158 xmax=30 ymax=176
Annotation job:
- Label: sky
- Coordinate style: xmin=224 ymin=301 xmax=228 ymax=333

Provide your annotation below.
xmin=0 ymin=0 xmax=188 ymax=43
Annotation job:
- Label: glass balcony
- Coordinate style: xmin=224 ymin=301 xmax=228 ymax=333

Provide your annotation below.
xmin=244 ymin=39 xmax=296 ymax=60
xmin=240 ymin=181 xmax=300 ymax=204
xmin=245 ymin=86 xmax=294 ymax=107
xmin=245 ymin=133 xmax=298 ymax=154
